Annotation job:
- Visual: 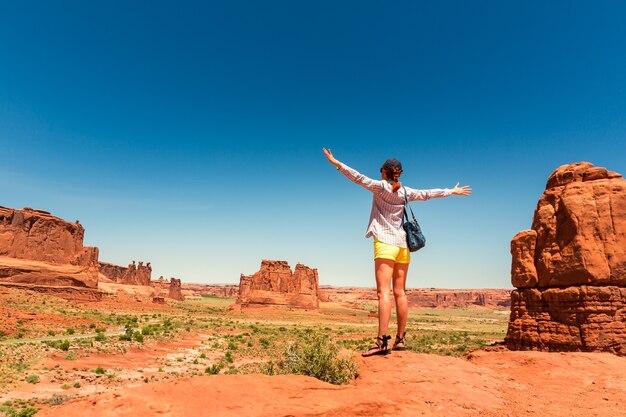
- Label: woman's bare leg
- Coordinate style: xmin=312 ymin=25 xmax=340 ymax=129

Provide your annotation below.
xmin=392 ymin=262 xmax=409 ymax=347
xmin=375 ymin=258 xmax=395 ymax=337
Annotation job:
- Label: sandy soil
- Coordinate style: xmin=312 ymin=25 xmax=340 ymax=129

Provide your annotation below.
xmin=37 ymin=348 xmax=626 ymax=417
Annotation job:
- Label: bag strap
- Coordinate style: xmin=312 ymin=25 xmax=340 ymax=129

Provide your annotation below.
xmin=402 ymin=186 xmax=418 ymax=224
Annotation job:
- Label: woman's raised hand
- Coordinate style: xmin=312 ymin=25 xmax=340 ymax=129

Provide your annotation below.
xmin=322 ymin=148 xmax=342 ymax=168
xmin=451 ymin=182 xmax=472 ymax=196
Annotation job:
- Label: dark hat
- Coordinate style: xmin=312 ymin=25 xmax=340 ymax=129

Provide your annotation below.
xmin=381 ymin=158 xmax=403 ymax=172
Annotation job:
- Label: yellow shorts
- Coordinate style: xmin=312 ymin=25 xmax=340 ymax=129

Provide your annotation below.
xmin=373 ymin=238 xmax=410 ymax=264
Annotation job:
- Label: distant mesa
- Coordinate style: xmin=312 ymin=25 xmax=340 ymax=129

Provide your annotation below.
xmin=0 ymin=206 xmax=101 ymax=300
xmin=187 ymin=282 xmax=511 ymax=308
xmin=236 ymin=260 xmax=320 ymax=310
xmin=506 ymin=162 xmax=626 ymax=355
xmin=182 ymin=283 xmax=239 ymax=299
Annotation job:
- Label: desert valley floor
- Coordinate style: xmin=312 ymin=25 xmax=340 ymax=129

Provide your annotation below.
xmin=1 ymin=285 xmax=626 ymax=417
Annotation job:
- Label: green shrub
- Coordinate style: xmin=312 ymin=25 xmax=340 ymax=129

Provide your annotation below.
xmin=4 ymin=407 xmax=38 ymax=417
xmin=66 ymin=328 xmax=75 ymax=335
xmin=94 ymin=331 xmax=106 ymax=342
xmin=133 ymin=331 xmax=144 ymax=343
xmin=94 ymin=367 xmax=105 ymax=375
xmin=25 ymin=375 xmax=40 ymax=384
xmin=59 ymin=340 xmax=70 ymax=351
xmin=204 ymin=364 xmax=223 ymax=375
xmin=263 ymin=332 xmax=358 ymax=385
xmin=119 ymin=334 xmax=132 ymax=342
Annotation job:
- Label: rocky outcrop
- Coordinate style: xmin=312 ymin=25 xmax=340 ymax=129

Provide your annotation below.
xmin=236 ymin=260 xmax=320 ymax=309
xmin=168 ymin=278 xmax=184 ymax=301
xmin=99 ymin=260 xmax=152 ymax=286
xmin=0 ymin=207 xmax=100 ymax=297
xmin=151 ymin=276 xmax=185 ymax=301
xmin=506 ymin=162 xmax=626 ymax=355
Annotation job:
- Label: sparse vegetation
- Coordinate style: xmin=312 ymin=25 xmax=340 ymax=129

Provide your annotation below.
xmin=205 ymin=364 xmax=223 ymax=375
xmin=262 ymin=330 xmax=358 ymax=385
xmin=25 ymin=374 xmax=40 ymax=384
xmin=0 ymin=286 xmax=510 ymax=410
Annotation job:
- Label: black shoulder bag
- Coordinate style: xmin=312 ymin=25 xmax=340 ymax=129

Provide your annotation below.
xmin=402 ymin=186 xmax=426 ymax=252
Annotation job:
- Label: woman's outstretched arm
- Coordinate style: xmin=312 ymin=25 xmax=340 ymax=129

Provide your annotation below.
xmin=405 ymin=182 xmax=472 ymax=201
xmin=323 ymin=148 xmax=382 ymax=192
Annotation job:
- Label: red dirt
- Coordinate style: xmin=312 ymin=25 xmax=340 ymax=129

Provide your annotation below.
xmin=38 ymin=349 xmax=626 ymax=417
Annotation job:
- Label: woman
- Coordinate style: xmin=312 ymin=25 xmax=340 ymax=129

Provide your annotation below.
xmin=322 ymin=148 xmax=471 ymax=357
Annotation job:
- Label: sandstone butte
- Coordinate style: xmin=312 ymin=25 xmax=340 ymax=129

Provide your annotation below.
xmin=0 ymin=207 xmax=101 ymax=300
xmin=236 ymin=260 xmax=320 ymax=309
xmin=506 ymin=162 xmax=626 ymax=355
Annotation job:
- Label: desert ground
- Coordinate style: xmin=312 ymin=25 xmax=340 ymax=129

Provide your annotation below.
xmin=1 ymin=286 xmax=626 ymax=417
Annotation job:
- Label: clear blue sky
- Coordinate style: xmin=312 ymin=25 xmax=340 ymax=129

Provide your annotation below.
xmin=1 ymin=1 xmax=625 ymax=288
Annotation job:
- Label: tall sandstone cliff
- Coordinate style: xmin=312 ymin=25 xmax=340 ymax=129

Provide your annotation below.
xmin=506 ymin=162 xmax=626 ymax=355
xmin=237 ymin=260 xmax=320 ymax=310
xmin=0 ymin=207 xmax=99 ymax=289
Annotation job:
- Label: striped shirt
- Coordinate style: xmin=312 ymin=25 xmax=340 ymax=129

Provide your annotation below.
xmin=338 ymin=162 xmax=452 ymax=248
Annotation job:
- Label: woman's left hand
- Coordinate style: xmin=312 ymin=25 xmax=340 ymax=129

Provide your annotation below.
xmin=322 ymin=148 xmax=342 ymax=168
xmin=451 ymin=182 xmax=472 ymax=196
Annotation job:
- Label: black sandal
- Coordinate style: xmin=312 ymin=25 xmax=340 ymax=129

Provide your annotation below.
xmin=362 ymin=335 xmax=391 ymax=357
xmin=392 ymin=332 xmax=406 ymax=351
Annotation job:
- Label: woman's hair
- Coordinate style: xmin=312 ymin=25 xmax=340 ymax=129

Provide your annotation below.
xmin=380 ymin=158 xmax=403 ymax=193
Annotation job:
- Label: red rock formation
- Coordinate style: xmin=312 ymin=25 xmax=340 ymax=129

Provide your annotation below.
xmin=237 ymin=260 xmax=320 ymax=309
xmin=168 ymin=278 xmax=184 ymax=301
xmin=506 ymin=162 xmax=626 ymax=355
xmin=0 ymin=207 xmax=100 ymax=298
xmin=99 ymin=260 xmax=152 ymax=286
xmin=150 ymin=276 xmax=185 ymax=301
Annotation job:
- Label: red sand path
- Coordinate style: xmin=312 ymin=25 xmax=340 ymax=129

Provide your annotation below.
xmin=39 ymin=349 xmax=626 ymax=417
